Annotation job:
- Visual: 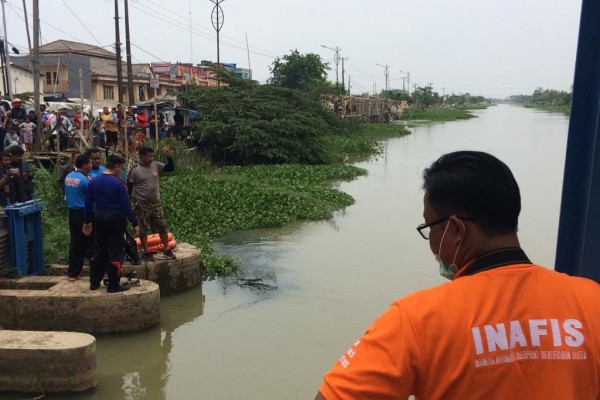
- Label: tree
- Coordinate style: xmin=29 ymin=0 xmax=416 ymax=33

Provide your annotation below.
xmin=180 ymin=85 xmax=350 ymax=165
xmin=270 ymin=50 xmax=330 ymax=91
xmin=411 ymin=86 xmax=441 ymax=108
xmin=381 ymin=89 xmax=410 ymax=102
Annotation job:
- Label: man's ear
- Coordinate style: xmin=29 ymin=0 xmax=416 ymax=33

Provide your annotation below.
xmin=449 ymin=215 xmax=467 ymax=243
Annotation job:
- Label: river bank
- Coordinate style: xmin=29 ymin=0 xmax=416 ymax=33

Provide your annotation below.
xmin=37 ymin=123 xmax=412 ymax=279
xmin=13 ymin=104 xmax=571 ymax=400
xmin=400 ymin=106 xmax=484 ymax=122
xmin=523 ymin=103 xmax=571 ymax=115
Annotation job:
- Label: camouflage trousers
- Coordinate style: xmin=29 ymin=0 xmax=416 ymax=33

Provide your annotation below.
xmin=133 ymin=199 xmax=167 ymax=236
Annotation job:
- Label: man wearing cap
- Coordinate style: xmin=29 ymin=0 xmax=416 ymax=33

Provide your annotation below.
xmin=6 ymin=98 xmax=27 ymax=124
xmin=315 ymin=151 xmax=600 ymax=400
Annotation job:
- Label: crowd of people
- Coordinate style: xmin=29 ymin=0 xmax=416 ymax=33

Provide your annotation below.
xmin=62 ymin=145 xmax=176 ymax=293
xmin=0 ymin=145 xmax=34 ymax=206
xmin=0 ymin=95 xmax=180 ymax=294
xmin=0 ymin=97 xmax=180 ymax=155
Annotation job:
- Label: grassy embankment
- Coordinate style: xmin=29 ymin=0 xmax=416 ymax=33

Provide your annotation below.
xmin=37 ymin=123 xmax=411 ymax=279
xmin=400 ymin=107 xmax=481 ymax=122
xmin=523 ymin=103 xmax=570 ymax=115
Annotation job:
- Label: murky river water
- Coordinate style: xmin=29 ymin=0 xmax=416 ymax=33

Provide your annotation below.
xmin=14 ymin=104 xmax=569 ymax=400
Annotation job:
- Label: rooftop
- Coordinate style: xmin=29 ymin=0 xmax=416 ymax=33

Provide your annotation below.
xmin=39 ymin=40 xmax=116 ymax=59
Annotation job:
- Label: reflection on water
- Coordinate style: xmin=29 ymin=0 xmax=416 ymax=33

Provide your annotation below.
xmin=4 ymin=286 xmax=205 ymax=400
xmin=4 ymin=105 xmax=570 ymax=400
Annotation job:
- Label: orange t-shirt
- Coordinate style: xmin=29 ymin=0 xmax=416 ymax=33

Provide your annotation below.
xmin=320 ymin=264 xmax=600 ymax=400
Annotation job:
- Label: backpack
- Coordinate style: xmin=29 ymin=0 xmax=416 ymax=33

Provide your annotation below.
xmin=124 ymin=231 xmax=141 ymax=265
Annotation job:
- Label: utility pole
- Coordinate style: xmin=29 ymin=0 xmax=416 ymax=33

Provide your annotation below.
xmin=189 ymin=0 xmax=193 ymax=63
xmin=0 ymin=41 xmax=7 ymax=96
xmin=210 ymin=0 xmax=224 ymax=85
xmin=1 ymin=0 xmax=13 ymax=98
xmin=245 ymin=33 xmax=252 ymax=79
xmin=321 ymin=44 xmax=341 ymax=88
xmin=32 ymin=0 xmax=40 ymax=151
xmin=124 ymin=0 xmax=134 ymax=105
xmin=348 ymin=75 xmax=351 ymax=95
xmin=78 ymin=68 xmax=89 ymax=147
xmin=376 ymin=63 xmax=389 ymax=92
xmin=22 ymin=0 xmax=31 ymax=53
xmin=399 ymin=70 xmax=411 ymax=96
xmin=114 ymin=0 xmax=124 ymax=104
xmin=341 ymin=57 xmax=348 ymax=95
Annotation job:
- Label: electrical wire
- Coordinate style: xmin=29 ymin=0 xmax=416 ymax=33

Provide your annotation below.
xmin=143 ymin=0 xmax=278 ymax=57
xmin=61 ymin=0 xmax=104 ymax=47
xmin=126 ymin=0 xmax=277 ymax=59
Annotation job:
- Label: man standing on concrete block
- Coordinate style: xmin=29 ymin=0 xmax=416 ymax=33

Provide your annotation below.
xmin=65 ymin=154 xmax=92 ymax=281
xmin=83 ymin=154 xmax=139 ymax=293
xmin=127 ymin=146 xmax=175 ymax=262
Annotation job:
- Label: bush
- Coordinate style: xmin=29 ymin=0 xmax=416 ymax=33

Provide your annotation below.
xmin=181 ymin=85 xmax=352 ymax=165
xmin=35 ymin=167 xmax=69 ymax=263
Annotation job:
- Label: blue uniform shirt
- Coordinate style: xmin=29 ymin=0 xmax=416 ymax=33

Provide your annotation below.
xmin=88 ymin=166 xmax=106 ymax=179
xmin=84 ymin=173 xmax=138 ymax=226
xmin=64 ymin=171 xmax=89 ymax=209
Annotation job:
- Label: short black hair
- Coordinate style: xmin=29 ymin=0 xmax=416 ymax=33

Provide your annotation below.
xmin=106 ymin=154 xmax=125 ymax=169
xmin=9 ymin=146 xmax=24 ymax=156
xmin=1 ymin=150 xmax=11 ymax=159
xmin=85 ymin=147 xmax=101 ymax=156
xmin=422 ymin=151 xmax=521 ymax=235
xmin=138 ymin=146 xmax=154 ymax=158
xmin=75 ymin=154 xmax=90 ymax=169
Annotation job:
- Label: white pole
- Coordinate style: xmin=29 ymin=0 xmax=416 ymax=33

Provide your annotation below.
xmin=53 ymin=57 xmax=60 ymax=94
xmin=1 ymin=0 xmax=13 ymax=98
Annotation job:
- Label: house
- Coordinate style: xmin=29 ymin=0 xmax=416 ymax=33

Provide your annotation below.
xmin=0 ymin=63 xmax=44 ymax=98
xmin=12 ymin=39 xmax=182 ymax=103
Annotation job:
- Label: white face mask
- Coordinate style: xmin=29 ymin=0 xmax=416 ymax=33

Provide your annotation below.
xmin=435 ymin=219 xmax=463 ymax=280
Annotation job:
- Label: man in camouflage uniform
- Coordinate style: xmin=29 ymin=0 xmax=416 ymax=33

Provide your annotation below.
xmin=127 ymin=146 xmax=175 ymax=261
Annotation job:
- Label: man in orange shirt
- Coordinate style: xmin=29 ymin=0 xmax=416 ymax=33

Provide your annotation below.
xmin=316 ymin=151 xmax=600 ymax=400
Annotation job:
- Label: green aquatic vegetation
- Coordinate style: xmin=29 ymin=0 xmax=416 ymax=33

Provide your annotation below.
xmin=161 ymin=164 xmax=366 ymax=279
xmin=401 ymin=107 xmax=477 ymax=122
xmin=323 ymin=123 xmax=411 ymax=160
xmin=36 ymin=121 xmax=408 ymax=279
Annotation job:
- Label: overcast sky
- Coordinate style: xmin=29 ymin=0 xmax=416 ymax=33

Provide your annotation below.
xmin=3 ymin=0 xmax=583 ymax=98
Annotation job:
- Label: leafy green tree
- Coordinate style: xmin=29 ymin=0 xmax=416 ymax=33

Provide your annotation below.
xmin=180 ymin=85 xmax=350 ymax=165
xmin=270 ymin=50 xmax=330 ymax=91
xmin=508 ymin=88 xmax=571 ymax=107
xmin=381 ymin=89 xmax=410 ymax=102
xmin=411 ymin=86 xmax=441 ymax=108
xmin=530 ymin=88 xmax=571 ymax=105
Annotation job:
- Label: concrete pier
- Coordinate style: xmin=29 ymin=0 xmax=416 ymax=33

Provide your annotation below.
xmin=124 ymin=242 xmax=203 ymax=295
xmin=47 ymin=242 xmax=203 ymax=296
xmin=0 ymin=276 xmax=160 ymax=334
xmin=0 ymin=330 xmax=96 ymax=394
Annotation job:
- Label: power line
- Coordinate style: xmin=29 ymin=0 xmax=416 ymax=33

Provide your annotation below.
xmin=61 ymin=0 xmax=104 ymax=47
xmin=130 ymin=43 xmax=169 ymax=64
xmin=143 ymin=0 xmax=278 ymax=58
xmin=127 ymin=0 xmax=277 ymax=60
